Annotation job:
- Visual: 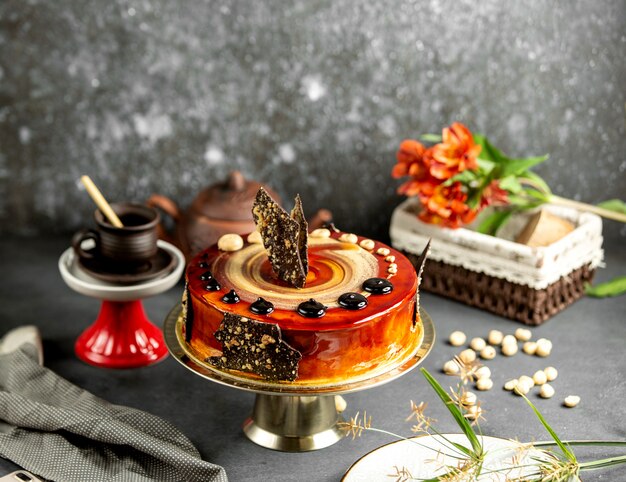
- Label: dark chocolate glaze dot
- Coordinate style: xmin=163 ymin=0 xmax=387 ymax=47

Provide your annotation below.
xmin=198 ymin=261 xmax=209 ymax=268
xmin=221 ymin=289 xmax=240 ymax=304
xmin=363 ymin=277 xmax=393 ymax=295
xmin=204 ymin=278 xmax=221 ymax=291
xmin=297 ymin=299 xmax=327 ymax=318
xmin=338 ymin=292 xmax=368 ymax=310
xmin=199 ymin=270 xmax=213 ymax=280
xmin=250 ymin=297 xmax=274 ymax=315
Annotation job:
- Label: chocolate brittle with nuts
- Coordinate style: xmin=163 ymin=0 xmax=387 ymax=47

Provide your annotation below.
xmin=207 ymin=312 xmax=302 ymax=381
xmin=252 ymin=188 xmax=308 ymax=288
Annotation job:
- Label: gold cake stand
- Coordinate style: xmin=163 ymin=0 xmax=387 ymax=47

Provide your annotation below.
xmin=163 ymin=304 xmax=435 ymax=452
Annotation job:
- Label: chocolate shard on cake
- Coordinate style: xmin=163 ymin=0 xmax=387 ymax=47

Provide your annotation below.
xmin=290 ymin=194 xmax=309 ymax=275
xmin=414 ymin=240 xmax=431 ymax=315
xmin=252 ymin=187 xmax=308 ymax=288
xmin=208 ymin=312 xmax=302 ymax=381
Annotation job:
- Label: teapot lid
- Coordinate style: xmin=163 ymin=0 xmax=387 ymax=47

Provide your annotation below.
xmin=191 ymin=171 xmax=282 ymax=221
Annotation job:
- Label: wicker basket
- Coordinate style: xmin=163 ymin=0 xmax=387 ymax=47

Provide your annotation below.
xmin=390 ymin=199 xmax=604 ymax=325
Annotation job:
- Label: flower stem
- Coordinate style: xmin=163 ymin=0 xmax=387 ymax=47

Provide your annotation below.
xmin=578 ymin=454 xmax=626 ymax=470
xmin=549 ymin=195 xmax=626 ymax=223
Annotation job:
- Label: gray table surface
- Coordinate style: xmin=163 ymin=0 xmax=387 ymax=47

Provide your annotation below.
xmin=0 ymin=236 xmax=624 ymax=481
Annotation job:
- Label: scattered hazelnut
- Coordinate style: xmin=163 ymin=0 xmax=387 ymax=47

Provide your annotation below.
xmin=218 ymin=233 xmax=244 ymax=252
xmin=522 ymin=341 xmax=538 ymax=355
xmin=385 ymin=255 xmax=396 ymax=263
xmin=459 ymin=348 xmax=477 ymax=363
xmin=470 ymin=337 xmax=487 ymax=352
xmin=502 ymin=334 xmax=517 ymax=346
xmin=536 ymin=338 xmax=552 ymax=350
xmin=387 ymin=265 xmax=398 ymax=274
xmin=501 ymin=343 xmax=518 ymax=356
xmin=359 ymin=238 xmax=375 ymax=250
xmin=376 ymin=247 xmax=390 ymax=256
xmin=443 ymin=360 xmax=460 ymax=375
xmin=564 ymin=395 xmax=580 ymax=408
xmin=515 ymin=328 xmax=532 ymax=342
xmin=480 ymin=346 xmax=496 ymax=360
xmin=514 ymin=383 xmax=530 ymax=396
xmin=465 ymin=405 xmax=483 ymax=420
xmin=448 ymin=331 xmax=467 ymax=347
xmin=335 ymin=395 xmax=347 ymax=412
xmin=504 ymin=379 xmax=518 ymax=391
xmin=544 ymin=366 xmax=558 ymax=381
xmin=539 ymin=384 xmax=555 ymax=399
xmin=311 ymin=228 xmax=331 ymax=238
xmin=535 ymin=343 xmax=552 ymax=357
xmin=461 ymin=391 xmax=477 ymax=406
xmin=518 ymin=375 xmax=535 ymax=389
xmin=475 ymin=366 xmax=491 ymax=380
xmin=533 ymin=370 xmax=548 ymax=386
xmin=339 ymin=233 xmax=358 ymax=244
xmin=488 ymin=330 xmax=504 ymax=345
xmin=476 ymin=378 xmax=493 ymax=391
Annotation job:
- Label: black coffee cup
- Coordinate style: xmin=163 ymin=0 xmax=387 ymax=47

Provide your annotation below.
xmin=72 ymin=203 xmax=160 ymax=265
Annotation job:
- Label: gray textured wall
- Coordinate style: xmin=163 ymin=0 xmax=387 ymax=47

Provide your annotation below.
xmin=1 ymin=0 xmax=625 ymax=242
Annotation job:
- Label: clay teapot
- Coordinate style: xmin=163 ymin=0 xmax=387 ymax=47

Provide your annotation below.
xmin=147 ymin=171 xmax=331 ymax=261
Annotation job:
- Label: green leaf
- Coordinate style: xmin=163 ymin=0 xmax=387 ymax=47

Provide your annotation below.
xmin=597 ymin=199 xmax=626 ymax=215
xmin=474 ymin=134 xmax=508 ymax=164
xmin=520 ymin=394 xmax=577 ymax=463
xmin=498 ymin=176 xmax=523 ymax=194
xmin=421 ymin=133 xmax=442 ymax=143
xmin=495 ymin=155 xmax=549 ymax=179
xmin=476 ymin=158 xmax=496 ymax=173
xmin=420 ymin=368 xmax=483 ymax=457
xmin=585 ymin=277 xmax=626 ymax=298
xmin=477 ymin=210 xmax=514 ymax=236
xmin=519 ymin=170 xmax=552 ymax=195
xmin=534 ymin=440 xmax=626 ymax=448
xmin=444 ymin=169 xmax=479 ymax=187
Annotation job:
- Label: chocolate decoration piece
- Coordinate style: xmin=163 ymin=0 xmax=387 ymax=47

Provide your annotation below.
xmin=363 ymin=277 xmax=394 ymax=295
xmin=290 ymin=194 xmax=309 ymax=275
xmin=297 ymin=299 xmax=327 ymax=318
xmin=251 ymin=187 xmax=308 ymax=288
xmin=199 ymin=270 xmax=213 ymax=280
xmin=198 ymin=261 xmax=209 ymax=268
xmin=250 ymin=297 xmax=274 ymax=315
xmin=221 ymin=289 xmax=240 ymax=304
xmin=338 ymin=292 xmax=368 ymax=310
xmin=204 ymin=278 xmax=221 ymax=291
xmin=208 ymin=313 xmax=302 ymax=381
xmin=413 ymin=240 xmax=430 ymax=315
xmin=182 ymin=282 xmax=194 ymax=343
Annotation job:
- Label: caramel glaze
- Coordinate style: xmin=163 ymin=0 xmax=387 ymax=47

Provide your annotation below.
xmin=184 ymin=231 xmax=420 ymax=385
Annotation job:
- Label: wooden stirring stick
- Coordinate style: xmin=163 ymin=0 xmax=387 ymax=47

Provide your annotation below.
xmin=80 ymin=175 xmax=124 ymax=227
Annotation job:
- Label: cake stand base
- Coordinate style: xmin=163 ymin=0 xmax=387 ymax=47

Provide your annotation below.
xmin=75 ymin=300 xmax=168 ymax=369
xmin=243 ymin=394 xmax=344 ymax=452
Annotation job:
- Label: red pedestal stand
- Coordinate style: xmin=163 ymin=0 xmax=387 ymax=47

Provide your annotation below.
xmin=75 ymin=300 xmax=169 ymax=369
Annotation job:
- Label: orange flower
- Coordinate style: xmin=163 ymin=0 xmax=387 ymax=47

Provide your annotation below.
xmin=426 ymin=123 xmax=481 ymax=180
xmin=480 ymin=180 xmax=509 ymax=208
xmin=393 ymin=139 xmax=439 ymax=198
xmin=418 ymin=182 xmax=478 ymax=228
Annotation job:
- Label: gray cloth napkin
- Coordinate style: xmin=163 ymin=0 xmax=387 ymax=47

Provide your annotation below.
xmin=0 ymin=343 xmax=228 ymax=482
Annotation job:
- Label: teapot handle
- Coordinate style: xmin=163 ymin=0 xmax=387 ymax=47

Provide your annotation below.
xmin=146 ymin=194 xmax=181 ymax=244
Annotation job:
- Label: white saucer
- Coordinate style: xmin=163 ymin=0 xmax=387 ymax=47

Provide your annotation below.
xmin=59 ymin=240 xmax=185 ymax=301
xmin=343 ymin=434 xmax=579 ymax=481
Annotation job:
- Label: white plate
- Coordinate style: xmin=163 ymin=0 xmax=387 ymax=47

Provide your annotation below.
xmin=343 ymin=434 xmax=579 ymax=481
xmin=58 ymin=240 xmax=185 ymax=301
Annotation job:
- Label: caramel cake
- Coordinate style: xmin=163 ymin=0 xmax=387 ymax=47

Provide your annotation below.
xmin=179 ymin=189 xmax=429 ymax=386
